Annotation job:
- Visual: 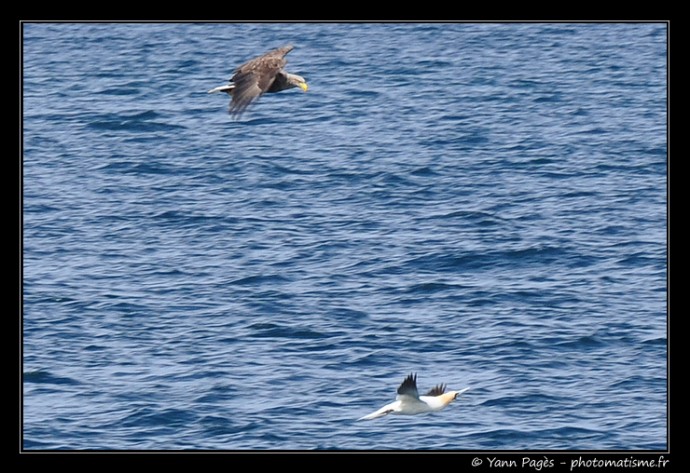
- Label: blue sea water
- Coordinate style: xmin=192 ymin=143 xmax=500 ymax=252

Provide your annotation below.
xmin=22 ymin=23 xmax=667 ymax=450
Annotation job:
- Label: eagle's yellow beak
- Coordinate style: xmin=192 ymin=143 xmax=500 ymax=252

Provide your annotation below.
xmin=298 ymin=82 xmax=308 ymax=92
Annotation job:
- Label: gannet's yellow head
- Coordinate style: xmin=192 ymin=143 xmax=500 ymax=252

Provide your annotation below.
xmin=439 ymin=387 xmax=470 ymax=407
xmin=439 ymin=391 xmax=460 ymax=406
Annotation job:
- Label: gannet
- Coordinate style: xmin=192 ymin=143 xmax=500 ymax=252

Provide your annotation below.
xmin=358 ymin=373 xmax=470 ymax=420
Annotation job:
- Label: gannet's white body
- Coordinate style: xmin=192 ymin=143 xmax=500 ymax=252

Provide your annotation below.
xmin=358 ymin=373 xmax=469 ymax=420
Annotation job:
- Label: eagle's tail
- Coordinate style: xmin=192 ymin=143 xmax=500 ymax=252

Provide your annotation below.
xmin=207 ymin=84 xmax=235 ymax=94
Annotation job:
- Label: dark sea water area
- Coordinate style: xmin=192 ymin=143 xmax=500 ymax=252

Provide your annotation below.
xmin=22 ymin=23 xmax=667 ymax=450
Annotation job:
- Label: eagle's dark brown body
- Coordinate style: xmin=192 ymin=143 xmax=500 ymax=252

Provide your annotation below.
xmin=208 ymin=45 xmax=308 ymax=118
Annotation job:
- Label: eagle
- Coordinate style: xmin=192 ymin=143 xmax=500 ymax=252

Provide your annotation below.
xmin=208 ymin=44 xmax=308 ymax=118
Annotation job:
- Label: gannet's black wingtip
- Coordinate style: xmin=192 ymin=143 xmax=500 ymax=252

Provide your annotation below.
xmin=397 ymin=373 xmax=419 ymax=398
xmin=425 ymin=383 xmax=447 ymax=397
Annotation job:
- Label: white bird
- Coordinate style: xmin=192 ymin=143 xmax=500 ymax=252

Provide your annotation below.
xmin=358 ymin=373 xmax=469 ymax=421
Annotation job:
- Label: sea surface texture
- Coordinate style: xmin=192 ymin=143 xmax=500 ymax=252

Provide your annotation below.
xmin=23 ymin=23 xmax=667 ymax=450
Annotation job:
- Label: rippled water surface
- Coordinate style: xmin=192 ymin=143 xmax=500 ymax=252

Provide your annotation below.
xmin=23 ymin=23 xmax=667 ymax=450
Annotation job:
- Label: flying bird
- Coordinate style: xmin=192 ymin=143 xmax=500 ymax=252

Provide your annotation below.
xmin=358 ymin=373 xmax=469 ymax=421
xmin=208 ymin=44 xmax=308 ymax=118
